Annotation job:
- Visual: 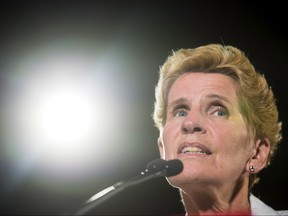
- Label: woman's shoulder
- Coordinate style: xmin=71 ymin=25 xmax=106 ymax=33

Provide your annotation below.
xmin=277 ymin=210 xmax=288 ymax=215
xmin=250 ymin=194 xmax=288 ymax=216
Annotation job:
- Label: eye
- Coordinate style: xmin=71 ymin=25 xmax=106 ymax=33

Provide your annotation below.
xmin=174 ymin=109 xmax=188 ymax=117
xmin=213 ymin=106 xmax=229 ymax=117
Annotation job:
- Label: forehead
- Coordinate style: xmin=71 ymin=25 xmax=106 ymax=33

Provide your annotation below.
xmin=168 ymin=73 xmax=237 ymax=102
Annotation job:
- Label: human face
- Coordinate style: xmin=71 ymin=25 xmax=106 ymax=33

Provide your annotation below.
xmin=158 ymin=73 xmax=254 ymax=188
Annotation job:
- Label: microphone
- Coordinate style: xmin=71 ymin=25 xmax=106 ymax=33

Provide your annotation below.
xmin=144 ymin=158 xmax=183 ymax=177
xmin=72 ymin=159 xmax=183 ymax=215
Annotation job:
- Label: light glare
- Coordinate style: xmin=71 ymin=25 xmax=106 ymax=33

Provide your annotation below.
xmin=26 ymin=83 xmax=97 ymax=150
xmin=2 ymin=47 xmax=133 ymax=182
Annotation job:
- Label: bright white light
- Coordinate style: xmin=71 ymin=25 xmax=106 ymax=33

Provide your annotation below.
xmin=24 ymin=82 xmax=98 ymax=156
xmin=3 ymin=48 xmax=132 ymax=180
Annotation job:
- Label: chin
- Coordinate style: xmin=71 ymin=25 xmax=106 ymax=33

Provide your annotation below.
xmin=166 ymin=172 xmax=186 ymax=188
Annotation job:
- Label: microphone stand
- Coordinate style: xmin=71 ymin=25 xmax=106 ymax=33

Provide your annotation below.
xmin=71 ymin=159 xmax=182 ymax=215
xmin=72 ymin=168 xmax=167 ymax=215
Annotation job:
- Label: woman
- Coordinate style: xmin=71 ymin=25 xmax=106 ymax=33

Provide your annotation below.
xmin=153 ymin=44 xmax=288 ymax=215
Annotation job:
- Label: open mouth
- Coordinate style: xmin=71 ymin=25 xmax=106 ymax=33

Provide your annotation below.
xmin=179 ymin=143 xmax=212 ymax=155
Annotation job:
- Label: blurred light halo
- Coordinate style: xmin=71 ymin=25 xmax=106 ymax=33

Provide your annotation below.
xmin=2 ymin=44 xmax=137 ymax=184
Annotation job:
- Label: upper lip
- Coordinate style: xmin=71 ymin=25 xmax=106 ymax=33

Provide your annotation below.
xmin=178 ymin=142 xmax=212 ymax=155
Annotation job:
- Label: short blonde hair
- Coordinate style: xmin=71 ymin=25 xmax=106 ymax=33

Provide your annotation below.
xmin=153 ymin=44 xmax=282 ymax=188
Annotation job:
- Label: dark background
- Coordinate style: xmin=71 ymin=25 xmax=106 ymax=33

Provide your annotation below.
xmin=0 ymin=0 xmax=287 ymax=215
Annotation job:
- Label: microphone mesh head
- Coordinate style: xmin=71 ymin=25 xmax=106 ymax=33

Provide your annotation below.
xmin=146 ymin=159 xmax=183 ymax=177
xmin=165 ymin=159 xmax=183 ymax=177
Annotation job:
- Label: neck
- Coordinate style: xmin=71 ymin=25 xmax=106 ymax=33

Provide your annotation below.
xmin=180 ymin=183 xmax=251 ymax=216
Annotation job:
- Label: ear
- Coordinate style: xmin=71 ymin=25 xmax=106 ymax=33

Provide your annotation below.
xmin=246 ymin=138 xmax=270 ymax=173
xmin=157 ymin=137 xmax=165 ymax=159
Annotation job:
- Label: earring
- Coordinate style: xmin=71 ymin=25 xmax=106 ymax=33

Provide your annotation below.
xmin=249 ymin=165 xmax=255 ymax=173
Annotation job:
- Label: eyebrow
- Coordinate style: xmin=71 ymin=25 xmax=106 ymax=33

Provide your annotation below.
xmin=168 ymin=97 xmax=190 ymax=108
xmin=169 ymin=94 xmax=230 ymax=107
xmin=206 ymin=94 xmax=230 ymax=104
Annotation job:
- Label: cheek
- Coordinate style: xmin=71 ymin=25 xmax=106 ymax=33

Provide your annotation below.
xmin=215 ymin=125 xmax=252 ymax=163
xmin=162 ymin=121 xmax=180 ymax=141
xmin=161 ymin=123 xmax=180 ymax=155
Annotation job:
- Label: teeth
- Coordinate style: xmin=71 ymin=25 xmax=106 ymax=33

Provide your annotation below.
xmin=182 ymin=146 xmax=206 ymax=154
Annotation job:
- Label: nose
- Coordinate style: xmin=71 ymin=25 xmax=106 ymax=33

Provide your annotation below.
xmin=181 ymin=112 xmax=206 ymax=134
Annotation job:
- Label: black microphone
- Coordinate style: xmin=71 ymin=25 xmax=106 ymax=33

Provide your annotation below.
xmin=144 ymin=158 xmax=183 ymax=177
xmin=72 ymin=159 xmax=183 ymax=216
